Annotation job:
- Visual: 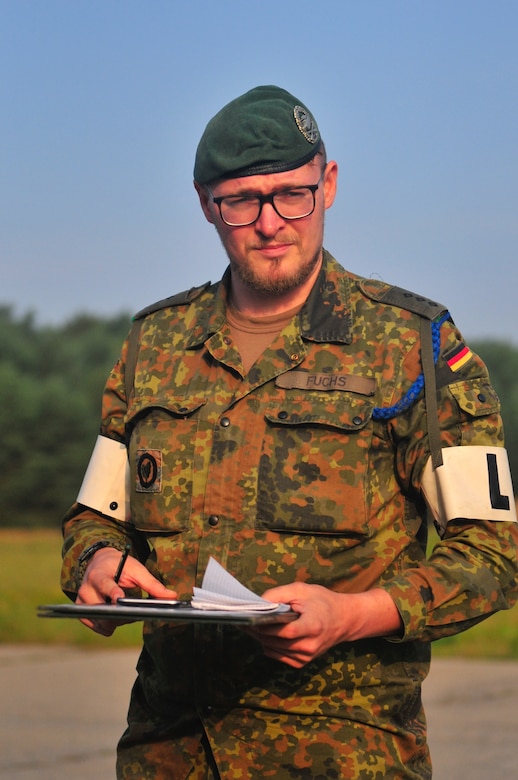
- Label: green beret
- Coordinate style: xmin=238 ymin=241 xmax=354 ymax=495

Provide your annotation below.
xmin=194 ymin=85 xmax=322 ymax=185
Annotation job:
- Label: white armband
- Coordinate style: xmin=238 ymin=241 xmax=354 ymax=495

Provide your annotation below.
xmin=421 ymin=445 xmax=517 ymax=534
xmin=76 ymin=435 xmax=130 ymax=521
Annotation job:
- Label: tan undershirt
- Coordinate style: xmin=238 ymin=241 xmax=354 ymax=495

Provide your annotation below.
xmin=226 ymin=302 xmax=303 ymax=374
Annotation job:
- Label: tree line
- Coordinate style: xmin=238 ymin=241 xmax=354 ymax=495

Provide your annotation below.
xmin=1 ymin=305 xmax=517 ymax=528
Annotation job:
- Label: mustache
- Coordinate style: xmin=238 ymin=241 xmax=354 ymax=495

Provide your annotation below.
xmin=248 ymin=238 xmax=296 ymax=250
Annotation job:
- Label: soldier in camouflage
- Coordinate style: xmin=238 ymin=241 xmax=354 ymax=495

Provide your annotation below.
xmin=61 ymin=85 xmax=518 ymax=779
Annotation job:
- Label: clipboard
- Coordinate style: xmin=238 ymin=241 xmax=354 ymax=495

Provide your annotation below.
xmin=37 ymin=601 xmax=299 ymax=625
xmin=40 ymin=557 xmax=300 ymax=625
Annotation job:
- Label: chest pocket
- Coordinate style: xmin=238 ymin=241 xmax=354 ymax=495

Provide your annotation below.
xmin=125 ymin=394 xmax=206 ymax=533
xmin=256 ymin=392 xmax=374 ymax=537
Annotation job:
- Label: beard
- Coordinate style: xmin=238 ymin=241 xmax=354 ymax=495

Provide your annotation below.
xmin=227 ymin=244 xmax=322 ymax=296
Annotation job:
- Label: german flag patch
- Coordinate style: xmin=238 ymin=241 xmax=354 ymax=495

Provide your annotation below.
xmin=445 ymin=342 xmax=473 ymax=372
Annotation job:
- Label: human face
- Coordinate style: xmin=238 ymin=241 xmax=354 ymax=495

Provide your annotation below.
xmin=196 ymin=159 xmax=338 ymax=300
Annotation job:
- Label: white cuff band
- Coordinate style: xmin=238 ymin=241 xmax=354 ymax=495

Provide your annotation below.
xmin=77 ymin=435 xmax=130 ymax=521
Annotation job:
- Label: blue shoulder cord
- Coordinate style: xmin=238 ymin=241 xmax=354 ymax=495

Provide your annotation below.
xmin=372 ymin=311 xmax=450 ymax=421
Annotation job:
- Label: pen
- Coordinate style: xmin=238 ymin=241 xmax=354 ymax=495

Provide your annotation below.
xmin=113 ymin=544 xmax=131 ymax=585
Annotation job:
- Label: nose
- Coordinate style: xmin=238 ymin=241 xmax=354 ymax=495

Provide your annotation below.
xmin=254 ymin=200 xmax=286 ymax=237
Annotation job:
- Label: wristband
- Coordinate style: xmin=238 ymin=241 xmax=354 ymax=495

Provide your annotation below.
xmin=77 ymin=540 xmax=116 ymax=582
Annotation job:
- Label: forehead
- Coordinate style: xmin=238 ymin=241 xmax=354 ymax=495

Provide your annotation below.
xmin=210 ymin=160 xmax=320 ymax=197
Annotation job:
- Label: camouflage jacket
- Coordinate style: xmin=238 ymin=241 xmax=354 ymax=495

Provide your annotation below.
xmin=62 ymin=250 xmax=518 ymax=773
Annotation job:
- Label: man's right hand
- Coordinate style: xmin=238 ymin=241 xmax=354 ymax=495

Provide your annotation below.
xmin=76 ymin=547 xmax=175 ymax=636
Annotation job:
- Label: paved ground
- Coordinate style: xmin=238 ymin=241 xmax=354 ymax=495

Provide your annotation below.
xmin=1 ymin=645 xmax=517 ymax=779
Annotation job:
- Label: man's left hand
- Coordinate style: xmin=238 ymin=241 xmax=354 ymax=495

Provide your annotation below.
xmin=248 ymin=583 xmax=403 ymax=668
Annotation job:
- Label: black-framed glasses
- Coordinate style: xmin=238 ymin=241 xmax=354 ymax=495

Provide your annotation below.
xmin=210 ymin=170 xmax=325 ymax=227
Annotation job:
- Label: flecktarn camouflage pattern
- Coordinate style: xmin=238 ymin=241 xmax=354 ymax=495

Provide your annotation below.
xmin=62 ymin=251 xmax=518 ymax=779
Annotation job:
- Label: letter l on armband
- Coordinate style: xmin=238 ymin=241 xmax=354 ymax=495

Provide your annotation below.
xmin=421 ymin=445 xmax=517 ymax=535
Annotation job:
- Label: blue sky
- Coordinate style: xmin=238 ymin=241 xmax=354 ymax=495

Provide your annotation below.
xmin=1 ymin=0 xmax=517 ymax=343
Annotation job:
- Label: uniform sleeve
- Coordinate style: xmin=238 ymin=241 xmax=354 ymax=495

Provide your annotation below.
xmin=61 ymin=335 xmax=144 ymax=600
xmin=381 ymin=316 xmax=518 ymax=642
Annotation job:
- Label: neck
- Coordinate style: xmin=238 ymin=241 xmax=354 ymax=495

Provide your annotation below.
xmin=229 ymin=256 xmax=322 ymax=317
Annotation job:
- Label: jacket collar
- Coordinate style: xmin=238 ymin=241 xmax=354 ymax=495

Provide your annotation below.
xmin=300 ymin=250 xmax=352 ymax=343
xmin=186 ymin=249 xmax=353 ymax=348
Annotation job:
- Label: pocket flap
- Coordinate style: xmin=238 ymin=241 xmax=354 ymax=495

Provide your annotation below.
xmin=449 ymin=380 xmax=500 ymax=417
xmin=126 ymin=394 xmax=206 ymax=424
xmin=265 ymin=393 xmax=374 ymax=431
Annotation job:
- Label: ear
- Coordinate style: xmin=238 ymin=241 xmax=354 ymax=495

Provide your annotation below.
xmin=322 ymin=161 xmax=338 ymax=210
xmin=194 ymin=181 xmax=216 ymax=224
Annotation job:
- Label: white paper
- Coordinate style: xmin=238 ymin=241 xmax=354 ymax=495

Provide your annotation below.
xmin=192 ymin=558 xmax=290 ymax=612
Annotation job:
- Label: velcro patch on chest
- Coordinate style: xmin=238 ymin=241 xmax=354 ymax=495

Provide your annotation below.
xmin=136 ymin=450 xmax=162 ymax=492
xmin=276 ymin=371 xmax=376 ymax=395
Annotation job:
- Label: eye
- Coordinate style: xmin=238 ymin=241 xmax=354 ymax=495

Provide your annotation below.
xmin=224 ymin=195 xmax=258 ymax=208
xmin=276 ymin=188 xmax=310 ymax=203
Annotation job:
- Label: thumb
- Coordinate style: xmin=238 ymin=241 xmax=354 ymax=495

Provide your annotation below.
xmin=261 ymin=584 xmax=296 ymax=603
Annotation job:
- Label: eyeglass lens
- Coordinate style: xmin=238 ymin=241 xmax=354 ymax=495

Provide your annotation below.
xmin=218 ymin=186 xmax=318 ymax=226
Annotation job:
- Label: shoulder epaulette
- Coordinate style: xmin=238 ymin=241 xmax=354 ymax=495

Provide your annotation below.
xmin=124 ymin=281 xmax=212 ymax=401
xmin=359 ymin=279 xmax=447 ymax=321
xmin=133 ymin=281 xmax=212 ymax=321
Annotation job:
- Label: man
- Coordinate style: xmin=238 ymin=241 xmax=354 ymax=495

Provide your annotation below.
xmin=61 ymin=85 xmax=518 ymax=779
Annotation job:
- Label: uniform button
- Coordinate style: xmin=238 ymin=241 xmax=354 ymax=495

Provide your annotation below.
xmin=223 ymin=337 xmax=231 ymax=345
xmin=109 ymin=501 xmax=118 ymax=511
xmin=278 ymin=411 xmax=288 ymax=420
xmin=220 ymin=416 xmax=230 ymax=427
xmin=478 ymin=393 xmax=487 ymax=403
xmin=208 ymin=515 xmax=219 ymax=527
xmin=352 ymin=416 xmax=363 ymax=426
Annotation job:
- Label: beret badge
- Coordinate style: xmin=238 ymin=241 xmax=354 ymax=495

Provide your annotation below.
xmin=294 ymin=105 xmax=320 ymax=144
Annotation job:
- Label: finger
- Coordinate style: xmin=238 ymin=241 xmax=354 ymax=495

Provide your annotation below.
xmin=261 ymin=582 xmax=309 ymax=603
xmin=109 ymin=558 xmax=173 ymax=599
xmin=78 ymin=576 xmax=120 ymax=605
xmin=79 ymin=617 xmax=116 ymax=637
xmin=262 ymin=645 xmax=307 ymax=668
xmin=105 ymin=583 xmax=127 ymax=604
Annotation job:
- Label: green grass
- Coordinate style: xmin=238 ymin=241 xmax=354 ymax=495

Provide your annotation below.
xmin=1 ymin=529 xmax=518 ymax=656
xmin=432 ymin=608 xmax=518 ymax=658
xmin=0 ymin=529 xmax=142 ymax=647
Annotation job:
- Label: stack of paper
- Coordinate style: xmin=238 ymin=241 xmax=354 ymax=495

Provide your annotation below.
xmin=192 ymin=557 xmax=290 ymax=613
